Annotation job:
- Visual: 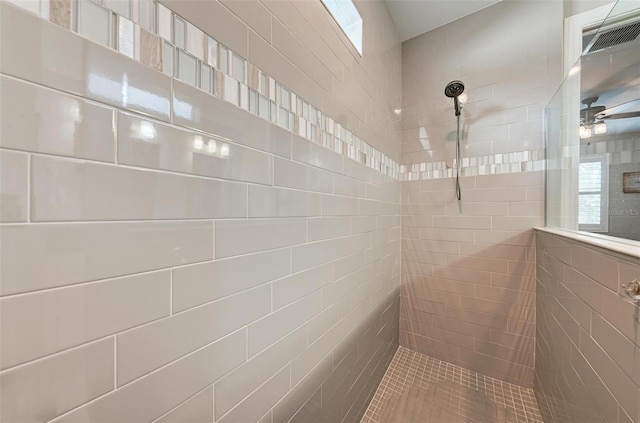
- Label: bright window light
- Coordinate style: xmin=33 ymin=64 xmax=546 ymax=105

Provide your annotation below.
xmin=578 ymin=155 xmax=609 ymax=232
xmin=321 ymin=0 xmax=363 ymax=55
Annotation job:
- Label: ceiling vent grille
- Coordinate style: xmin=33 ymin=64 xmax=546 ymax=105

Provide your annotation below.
xmin=584 ymin=20 xmax=640 ymax=54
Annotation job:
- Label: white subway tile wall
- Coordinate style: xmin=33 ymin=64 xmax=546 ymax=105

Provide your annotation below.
xmin=0 ymin=1 xmax=401 ymax=423
xmin=399 ymin=0 xmax=563 ymax=387
xmin=535 ymin=231 xmax=640 ymax=423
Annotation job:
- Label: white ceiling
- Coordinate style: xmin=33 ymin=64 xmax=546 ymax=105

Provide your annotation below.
xmin=384 ymin=0 xmax=504 ymax=42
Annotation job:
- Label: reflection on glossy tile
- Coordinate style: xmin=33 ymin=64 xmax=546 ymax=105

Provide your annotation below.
xmin=0 ymin=150 xmax=28 ymax=222
xmin=172 ymin=80 xmax=291 ymax=158
xmin=30 ymin=155 xmax=247 ymax=221
xmin=0 ymin=221 xmax=213 ymax=295
xmin=0 ymin=76 xmax=116 ymax=162
xmin=0 ymin=338 xmax=114 ymax=423
xmin=0 ymin=271 xmax=170 ymax=369
xmin=0 ymin=2 xmax=172 ymax=119
xmin=117 ymin=112 xmax=273 ymax=184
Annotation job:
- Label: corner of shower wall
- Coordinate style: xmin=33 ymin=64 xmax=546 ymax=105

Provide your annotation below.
xmin=399 ymin=0 xmax=563 ymax=388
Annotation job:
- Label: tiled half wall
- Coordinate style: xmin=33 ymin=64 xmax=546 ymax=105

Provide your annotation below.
xmin=534 ymin=230 xmax=640 ymax=423
xmin=0 ymin=1 xmax=402 ymax=422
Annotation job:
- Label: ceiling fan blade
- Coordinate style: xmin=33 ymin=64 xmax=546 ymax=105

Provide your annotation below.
xmin=597 ymin=111 xmax=640 ymax=120
xmin=594 ymin=98 xmax=640 ymax=120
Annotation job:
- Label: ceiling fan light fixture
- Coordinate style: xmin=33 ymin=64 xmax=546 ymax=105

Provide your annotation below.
xmin=579 ymin=124 xmax=592 ymax=139
xmin=594 ymin=121 xmax=607 ymax=135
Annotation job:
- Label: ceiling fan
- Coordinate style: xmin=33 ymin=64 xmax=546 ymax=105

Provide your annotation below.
xmin=579 ymin=97 xmax=640 ymax=138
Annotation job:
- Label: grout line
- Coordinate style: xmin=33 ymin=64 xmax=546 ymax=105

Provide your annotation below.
xmin=113 ymin=111 xmax=118 ymax=164
xmin=113 ymin=336 xmax=118 ymax=389
xmin=27 ymin=153 xmax=32 ymax=223
xmin=169 ymin=269 xmax=173 ymax=315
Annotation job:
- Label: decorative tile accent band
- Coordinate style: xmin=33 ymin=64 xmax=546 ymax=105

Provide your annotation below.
xmin=399 ymin=149 xmax=546 ymax=181
xmin=7 ymin=0 xmax=546 ymax=182
xmin=7 ymin=0 xmax=402 ymax=179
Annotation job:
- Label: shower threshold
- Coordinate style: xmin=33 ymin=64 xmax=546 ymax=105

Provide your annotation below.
xmin=361 ymin=346 xmax=543 ymax=423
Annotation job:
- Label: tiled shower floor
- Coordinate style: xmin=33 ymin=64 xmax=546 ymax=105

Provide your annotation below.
xmin=361 ymin=347 xmax=543 ymax=423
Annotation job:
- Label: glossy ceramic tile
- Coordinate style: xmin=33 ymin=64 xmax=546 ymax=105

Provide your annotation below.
xmin=52 ymin=331 xmax=246 ymax=423
xmin=214 ymin=327 xmax=306 ymax=418
xmin=154 ymin=387 xmax=214 ymax=423
xmin=214 ymin=218 xmax=307 ymax=258
xmin=217 ymin=366 xmax=290 ymax=423
xmin=247 ymin=292 xmax=321 ymax=357
xmin=3 ymin=0 xmax=403 ymax=179
xmin=117 ymin=286 xmax=269 ymax=385
xmin=0 ymin=0 xmax=403 ymax=422
xmin=0 ymin=221 xmax=213 ymax=295
xmin=0 ymin=2 xmax=171 ymax=120
xmin=307 ymin=216 xmax=351 ymax=242
xmin=172 ymin=248 xmax=290 ymax=312
xmin=118 ymin=112 xmax=274 ymax=184
xmin=173 ymin=80 xmax=292 ymax=158
xmin=0 ymin=338 xmax=114 ymax=423
xmin=274 ymin=157 xmax=333 ymax=193
xmin=0 ymin=76 xmax=116 ymax=162
xmin=535 ymin=230 xmax=640 ymax=423
xmin=248 ymin=185 xmax=322 ymax=218
xmin=0 ymin=149 xmax=28 ymax=222
xmin=291 ymin=238 xmax=343 ymax=273
xmin=272 ymin=263 xmax=334 ymax=309
xmin=1 ymin=270 xmax=169 ymax=370
xmin=31 ymin=155 xmax=247 ymax=221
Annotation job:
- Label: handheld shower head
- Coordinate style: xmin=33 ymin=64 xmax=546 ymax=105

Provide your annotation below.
xmin=444 ymin=80 xmax=465 ymax=116
xmin=444 ymin=80 xmax=465 ymax=98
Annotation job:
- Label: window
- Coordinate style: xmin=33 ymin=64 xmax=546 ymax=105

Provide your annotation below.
xmin=578 ymin=155 xmax=609 ymax=232
xmin=321 ymin=0 xmax=363 ymax=55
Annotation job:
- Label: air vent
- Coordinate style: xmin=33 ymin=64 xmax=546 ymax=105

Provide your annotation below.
xmin=584 ymin=20 xmax=640 ymax=54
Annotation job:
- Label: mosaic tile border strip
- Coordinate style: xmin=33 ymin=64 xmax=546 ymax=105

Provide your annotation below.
xmin=6 ymin=0 xmax=401 ymax=179
xmin=400 ymin=149 xmax=546 ymax=181
xmin=361 ymin=346 xmax=544 ymax=423
xmin=7 ymin=0 xmax=549 ymax=182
